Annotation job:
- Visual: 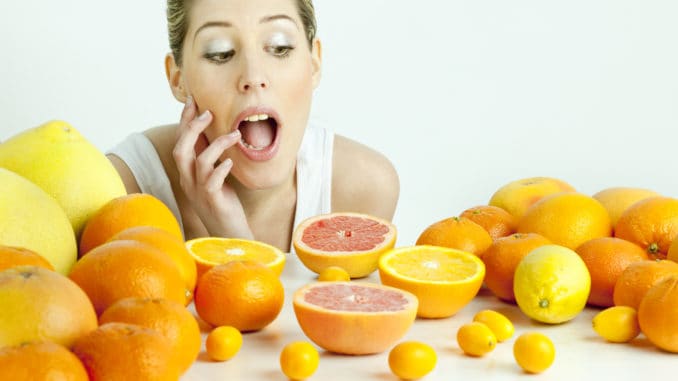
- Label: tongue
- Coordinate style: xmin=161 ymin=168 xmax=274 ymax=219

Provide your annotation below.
xmin=240 ymin=121 xmax=274 ymax=148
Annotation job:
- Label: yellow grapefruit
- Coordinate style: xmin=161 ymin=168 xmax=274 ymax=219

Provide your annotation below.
xmin=592 ymin=187 xmax=660 ymax=230
xmin=489 ymin=176 xmax=575 ymax=219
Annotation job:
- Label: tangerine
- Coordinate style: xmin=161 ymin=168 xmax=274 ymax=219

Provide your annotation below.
xmin=416 ymin=216 xmax=492 ymax=257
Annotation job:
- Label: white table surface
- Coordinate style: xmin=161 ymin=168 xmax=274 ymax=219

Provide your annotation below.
xmin=183 ymin=252 xmax=676 ymax=381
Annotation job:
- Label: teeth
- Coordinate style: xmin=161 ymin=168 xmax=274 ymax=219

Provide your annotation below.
xmin=243 ymin=113 xmax=270 ymax=122
xmin=240 ymin=138 xmax=266 ymax=151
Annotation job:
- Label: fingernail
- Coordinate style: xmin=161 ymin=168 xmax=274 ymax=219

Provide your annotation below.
xmin=229 ymin=129 xmax=241 ymax=137
xmin=198 ymin=110 xmax=210 ymax=120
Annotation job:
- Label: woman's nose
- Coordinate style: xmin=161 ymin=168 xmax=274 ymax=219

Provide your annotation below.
xmin=237 ymin=56 xmax=268 ymax=92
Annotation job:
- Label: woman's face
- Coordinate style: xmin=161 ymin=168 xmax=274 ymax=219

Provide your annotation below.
xmin=173 ymin=0 xmax=321 ymax=190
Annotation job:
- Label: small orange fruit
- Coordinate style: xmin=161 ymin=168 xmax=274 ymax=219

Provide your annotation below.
xmin=317 ymin=266 xmax=351 ymax=281
xmin=460 ymin=205 xmax=517 ymax=240
xmin=615 ymin=196 xmax=678 ymax=259
xmin=206 ymin=326 xmax=243 ymax=362
xmin=279 ymin=341 xmax=319 ymax=381
xmin=517 ymin=192 xmax=611 ymax=250
xmin=99 ymin=297 xmax=201 ymax=374
xmin=68 ymin=240 xmax=187 ymax=315
xmin=592 ymin=306 xmax=640 ymax=343
xmin=110 ymin=226 xmax=197 ymax=301
xmin=388 ymin=341 xmax=437 ymax=380
xmin=489 ymin=176 xmax=576 ymax=219
xmin=194 ymin=260 xmax=284 ymax=332
xmin=79 ymin=193 xmax=183 ymax=256
xmin=638 ymin=275 xmax=678 ymax=352
xmin=0 ymin=341 xmax=89 ymax=381
xmin=513 ymin=332 xmax=555 ymax=374
xmin=0 ymin=266 xmax=97 ymax=348
xmin=592 ymin=187 xmax=661 ymax=230
xmin=472 ymin=310 xmax=514 ymax=342
xmin=456 ymin=322 xmax=497 ymax=357
xmin=613 ymin=259 xmax=678 ymax=310
xmin=0 ymin=245 xmax=54 ymax=272
xmin=575 ymin=237 xmax=649 ymax=307
xmin=416 ymin=216 xmax=492 ymax=257
xmin=72 ymin=322 xmax=180 ymax=381
xmin=482 ymin=233 xmax=551 ymax=302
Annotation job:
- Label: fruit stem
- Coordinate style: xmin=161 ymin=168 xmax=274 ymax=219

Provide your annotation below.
xmin=539 ymin=299 xmax=549 ymax=309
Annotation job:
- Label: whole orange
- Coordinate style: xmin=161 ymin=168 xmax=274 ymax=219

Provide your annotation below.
xmin=0 ymin=245 xmax=54 ymax=272
xmin=489 ymin=176 xmax=575 ymax=219
xmin=638 ymin=275 xmax=678 ymax=352
xmin=68 ymin=240 xmax=187 ymax=315
xmin=110 ymin=226 xmax=197 ymax=301
xmin=613 ymin=259 xmax=678 ymax=310
xmin=460 ymin=205 xmax=517 ymax=240
xmin=482 ymin=233 xmax=551 ymax=302
xmin=668 ymin=235 xmax=678 ymax=263
xmin=0 ymin=266 xmax=97 ymax=348
xmin=79 ymin=193 xmax=183 ymax=256
xmin=0 ymin=341 xmax=88 ymax=381
xmin=592 ymin=187 xmax=660 ymax=230
xmin=615 ymin=196 xmax=678 ymax=259
xmin=575 ymin=237 xmax=649 ymax=307
xmin=194 ymin=260 xmax=284 ymax=332
xmin=517 ymin=192 xmax=611 ymax=250
xmin=99 ymin=297 xmax=201 ymax=374
xmin=72 ymin=322 xmax=181 ymax=381
xmin=416 ymin=216 xmax=492 ymax=257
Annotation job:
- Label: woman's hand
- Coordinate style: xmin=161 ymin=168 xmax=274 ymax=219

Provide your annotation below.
xmin=172 ymin=96 xmax=253 ymax=239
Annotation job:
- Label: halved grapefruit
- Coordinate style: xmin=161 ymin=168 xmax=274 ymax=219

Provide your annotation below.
xmin=292 ymin=212 xmax=397 ymax=278
xmin=293 ymin=282 xmax=418 ymax=355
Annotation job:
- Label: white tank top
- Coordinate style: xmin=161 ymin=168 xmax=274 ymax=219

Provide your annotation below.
xmin=107 ymin=125 xmax=334 ymax=246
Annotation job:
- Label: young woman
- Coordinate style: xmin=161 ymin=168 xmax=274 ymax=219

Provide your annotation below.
xmin=108 ymin=0 xmax=399 ymax=252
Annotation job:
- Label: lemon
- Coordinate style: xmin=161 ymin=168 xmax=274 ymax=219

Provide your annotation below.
xmin=0 ymin=169 xmax=77 ymax=274
xmin=388 ymin=341 xmax=437 ymax=380
xmin=0 ymin=120 xmax=127 ymax=239
xmin=592 ymin=306 xmax=640 ymax=343
xmin=514 ymin=244 xmax=590 ymax=324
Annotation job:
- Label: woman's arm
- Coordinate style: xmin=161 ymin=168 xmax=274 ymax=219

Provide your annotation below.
xmin=107 ymin=154 xmax=142 ymax=194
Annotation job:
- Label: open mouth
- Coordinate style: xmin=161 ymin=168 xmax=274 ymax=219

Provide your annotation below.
xmin=236 ymin=112 xmax=280 ymax=161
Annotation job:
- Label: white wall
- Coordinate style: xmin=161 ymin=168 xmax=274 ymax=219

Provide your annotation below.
xmin=2 ymin=1 xmax=677 ymax=246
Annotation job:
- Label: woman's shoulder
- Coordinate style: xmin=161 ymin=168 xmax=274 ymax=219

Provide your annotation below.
xmin=331 ymin=135 xmax=400 ymax=221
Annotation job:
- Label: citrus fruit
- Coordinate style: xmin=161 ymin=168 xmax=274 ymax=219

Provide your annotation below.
xmin=72 ymin=322 xmax=181 ymax=381
xmin=292 ymin=282 xmax=417 ymax=355
xmin=0 ymin=341 xmax=89 ymax=381
xmin=460 ymin=205 xmax=517 ymax=239
xmin=185 ymin=236 xmax=285 ymax=281
xmin=99 ymin=297 xmax=201 ymax=374
xmin=472 ymin=310 xmax=514 ymax=342
xmin=0 ymin=245 xmax=54 ymax=272
xmin=513 ymin=332 xmax=555 ymax=374
xmin=575 ymin=237 xmax=649 ymax=307
xmin=388 ymin=341 xmax=437 ymax=380
xmin=456 ymin=322 xmax=497 ymax=357
xmin=615 ymin=196 xmax=678 ymax=259
xmin=613 ymin=259 xmax=678 ymax=310
xmin=517 ymin=192 xmax=612 ymax=250
xmin=317 ymin=266 xmax=351 ymax=281
xmin=0 ymin=266 xmax=97 ymax=348
xmin=592 ymin=187 xmax=661 ymax=230
xmin=592 ymin=306 xmax=640 ymax=343
xmin=482 ymin=233 xmax=551 ymax=302
xmin=638 ymin=275 xmax=678 ymax=352
xmin=669 ymin=236 xmax=678 ymax=262
xmin=279 ymin=341 xmax=319 ymax=380
xmin=489 ymin=176 xmax=575 ymax=219
xmin=111 ymin=226 xmax=197 ymax=300
xmin=68 ymin=240 xmax=188 ymax=314
xmin=206 ymin=326 xmax=243 ymax=362
xmin=292 ymin=212 xmax=397 ymax=278
xmin=0 ymin=168 xmax=77 ymax=274
xmin=416 ymin=216 xmax=492 ymax=257
xmin=378 ymin=245 xmax=485 ymax=318
xmin=194 ymin=260 xmax=284 ymax=331
xmin=79 ymin=193 xmax=183 ymax=255
xmin=0 ymin=120 xmax=127 ymax=239
xmin=513 ymin=244 xmax=591 ymax=324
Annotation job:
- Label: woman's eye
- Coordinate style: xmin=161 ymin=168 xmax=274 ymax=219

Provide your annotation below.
xmin=204 ymin=50 xmax=235 ymax=63
xmin=267 ymin=45 xmax=294 ymax=58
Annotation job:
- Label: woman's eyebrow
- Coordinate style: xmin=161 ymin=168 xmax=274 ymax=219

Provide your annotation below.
xmin=193 ymin=15 xmax=298 ymax=43
xmin=260 ymin=14 xmax=300 ymax=29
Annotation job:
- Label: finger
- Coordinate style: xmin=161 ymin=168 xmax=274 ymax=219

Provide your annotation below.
xmin=205 ymin=158 xmax=234 ymax=194
xmin=179 ymin=95 xmax=197 ymax=132
xmin=173 ymin=110 xmax=212 ymax=183
xmin=195 ymin=129 xmax=241 ymax=185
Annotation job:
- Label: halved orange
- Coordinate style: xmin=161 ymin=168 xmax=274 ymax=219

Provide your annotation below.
xmin=378 ymin=245 xmax=485 ymax=318
xmin=185 ymin=237 xmax=285 ymax=280
xmin=292 ymin=212 xmax=397 ymax=278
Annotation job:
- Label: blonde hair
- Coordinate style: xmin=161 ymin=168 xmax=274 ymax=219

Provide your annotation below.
xmin=167 ymin=0 xmax=317 ymax=66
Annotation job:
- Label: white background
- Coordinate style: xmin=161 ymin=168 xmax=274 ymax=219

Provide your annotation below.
xmin=2 ymin=1 xmax=677 ymax=246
